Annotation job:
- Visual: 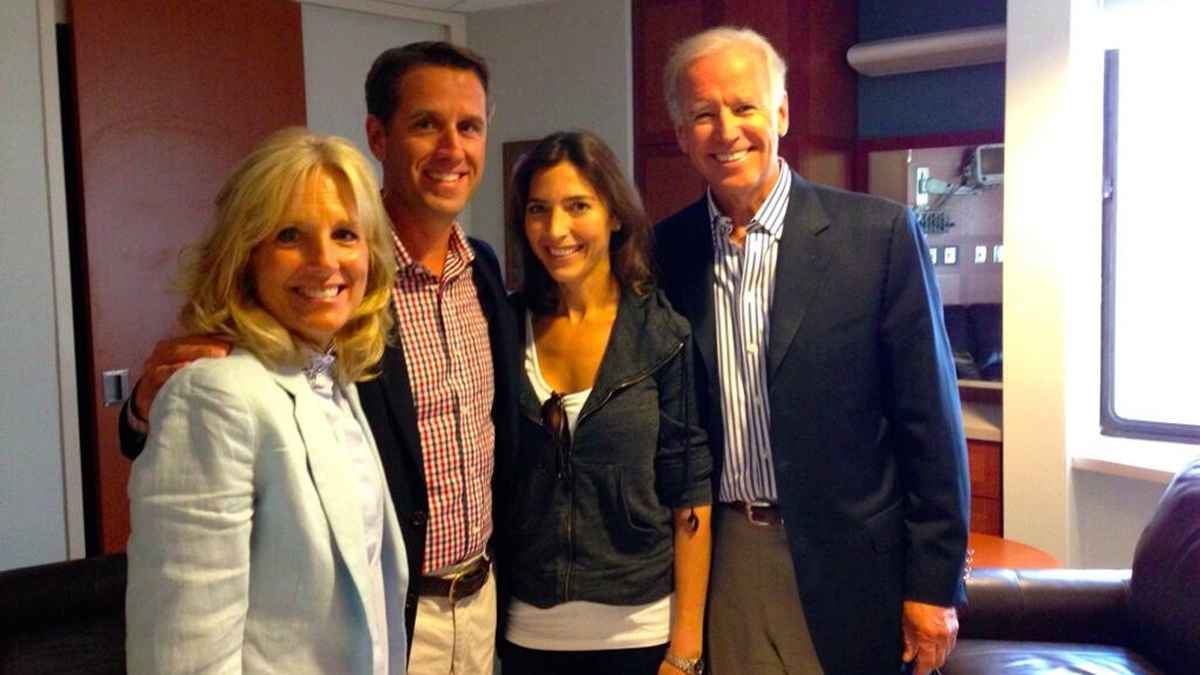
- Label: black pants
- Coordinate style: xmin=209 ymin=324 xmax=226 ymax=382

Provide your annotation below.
xmin=500 ymin=640 xmax=668 ymax=675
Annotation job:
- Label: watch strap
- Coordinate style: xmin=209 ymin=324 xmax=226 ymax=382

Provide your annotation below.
xmin=663 ymin=652 xmax=704 ymax=675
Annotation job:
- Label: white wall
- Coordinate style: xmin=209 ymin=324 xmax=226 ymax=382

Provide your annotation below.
xmin=299 ymin=1 xmax=471 ymax=228
xmin=1004 ymin=0 xmax=1195 ymax=567
xmin=466 ymin=0 xmax=634 ymax=254
xmin=302 ymin=3 xmax=446 ymax=157
xmin=0 ymin=0 xmax=83 ymax=571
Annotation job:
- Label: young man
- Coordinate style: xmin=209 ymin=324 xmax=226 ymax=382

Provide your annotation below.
xmin=120 ymin=42 xmax=517 ymax=675
xmin=653 ymin=27 xmax=970 ymax=675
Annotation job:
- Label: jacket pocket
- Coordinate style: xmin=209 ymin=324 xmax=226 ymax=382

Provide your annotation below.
xmin=578 ymin=463 xmax=665 ymax=557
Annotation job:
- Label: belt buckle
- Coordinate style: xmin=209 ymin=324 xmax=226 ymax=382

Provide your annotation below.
xmin=447 ymin=558 xmax=486 ymax=604
xmin=447 ymin=569 xmax=468 ymax=604
xmin=742 ymin=500 xmax=775 ymax=527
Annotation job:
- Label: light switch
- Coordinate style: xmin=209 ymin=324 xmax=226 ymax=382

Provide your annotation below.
xmin=992 ymin=244 xmax=1004 ymax=263
xmin=102 ymin=369 xmax=130 ymax=407
xmin=974 ymin=245 xmax=988 ymax=263
xmin=943 ymin=245 xmax=958 ymax=265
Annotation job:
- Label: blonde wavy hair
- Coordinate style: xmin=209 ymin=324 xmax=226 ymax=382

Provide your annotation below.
xmin=177 ymin=127 xmax=396 ymax=383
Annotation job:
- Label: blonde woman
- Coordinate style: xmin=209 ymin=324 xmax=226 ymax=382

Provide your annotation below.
xmin=125 ymin=128 xmax=407 ymax=675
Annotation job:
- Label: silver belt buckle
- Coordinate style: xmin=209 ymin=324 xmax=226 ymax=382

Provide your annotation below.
xmin=742 ymin=500 xmax=775 ymax=527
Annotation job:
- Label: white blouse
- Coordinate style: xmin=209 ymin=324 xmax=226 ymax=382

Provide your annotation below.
xmin=306 ymin=355 xmax=390 ymax=675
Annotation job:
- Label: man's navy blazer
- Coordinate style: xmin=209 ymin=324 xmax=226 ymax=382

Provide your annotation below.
xmin=654 ymin=171 xmax=970 ymax=674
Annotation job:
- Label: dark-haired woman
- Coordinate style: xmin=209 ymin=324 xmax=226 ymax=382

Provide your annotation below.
xmin=497 ymin=130 xmax=712 ymax=675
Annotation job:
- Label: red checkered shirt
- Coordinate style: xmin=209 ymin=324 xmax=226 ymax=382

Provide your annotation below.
xmin=391 ymin=224 xmax=495 ymax=573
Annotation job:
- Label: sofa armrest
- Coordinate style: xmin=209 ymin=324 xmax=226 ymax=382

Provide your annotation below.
xmin=0 ymin=554 xmax=127 ymax=675
xmin=959 ymin=568 xmax=1132 ymax=646
xmin=0 ymin=554 xmax=126 ymax=630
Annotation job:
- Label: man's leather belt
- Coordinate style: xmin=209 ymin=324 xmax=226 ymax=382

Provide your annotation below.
xmin=418 ymin=556 xmax=491 ymax=603
xmin=724 ymin=500 xmax=783 ymax=527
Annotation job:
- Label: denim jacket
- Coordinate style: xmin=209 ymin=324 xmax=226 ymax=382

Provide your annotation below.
xmin=501 ymin=287 xmax=712 ymax=608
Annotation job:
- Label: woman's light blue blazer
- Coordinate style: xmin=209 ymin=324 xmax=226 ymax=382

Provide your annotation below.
xmin=126 ymin=350 xmax=408 ymax=675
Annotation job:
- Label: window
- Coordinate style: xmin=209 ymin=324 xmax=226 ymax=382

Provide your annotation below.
xmin=1100 ymin=3 xmax=1200 ymax=444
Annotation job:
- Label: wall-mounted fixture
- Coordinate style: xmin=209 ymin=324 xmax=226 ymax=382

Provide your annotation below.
xmin=917 ymin=144 xmax=1005 ymax=198
xmin=847 ymin=24 xmax=1005 ymax=77
xmin=970 ymin=143 xmax=1004 ymax=186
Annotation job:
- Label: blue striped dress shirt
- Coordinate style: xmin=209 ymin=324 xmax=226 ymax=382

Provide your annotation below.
xmin=707 ymin=160 xmax=791 ymax=503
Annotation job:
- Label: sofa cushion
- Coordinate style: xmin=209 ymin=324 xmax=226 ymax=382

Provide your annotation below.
xmin=945 ymin=640 xmax=1164 ymax=675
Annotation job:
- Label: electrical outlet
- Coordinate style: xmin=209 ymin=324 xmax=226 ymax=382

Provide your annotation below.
xmin=943 ymin=245 xmax=958 ymax=265
xmin=992 ymin=244 xmax=1004 ymax=263
xmin=929 ymin=247 xmax=938 ymax=265
xmin=974 ymin=245 xmax=988 ymax=263
xmin=915 ymin=167 xmax=930 ymax=207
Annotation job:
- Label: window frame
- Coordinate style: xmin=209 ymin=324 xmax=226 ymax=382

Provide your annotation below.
xmin=1099 ymin=48 xmax=1200 ymax=445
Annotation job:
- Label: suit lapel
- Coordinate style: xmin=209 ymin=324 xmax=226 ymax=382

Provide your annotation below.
xmin=767 ymin=172 xmax=833 ymax=382
xmin=271 ymin=368 xmax=373 ymax=610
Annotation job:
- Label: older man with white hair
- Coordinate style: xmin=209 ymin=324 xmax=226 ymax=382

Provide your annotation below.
xmin=654 ymin=27 xmax=970 ymax=675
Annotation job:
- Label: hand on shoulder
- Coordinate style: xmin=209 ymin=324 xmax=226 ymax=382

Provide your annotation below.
xmin=132 ymin=335 xmax=232 ymax=423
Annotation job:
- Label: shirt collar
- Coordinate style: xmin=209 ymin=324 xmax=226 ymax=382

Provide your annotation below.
xmin=391 ymin=221 xmax=476 ymax=277
xmin=706 ymin=158 xmax=791 ymax=243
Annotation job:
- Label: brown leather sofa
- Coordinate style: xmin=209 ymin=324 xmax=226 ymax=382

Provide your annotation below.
xmin=0 ymin=553 xmax=126 ymax=675
xmin=944 ymin=459 xmax=1200 ymax=675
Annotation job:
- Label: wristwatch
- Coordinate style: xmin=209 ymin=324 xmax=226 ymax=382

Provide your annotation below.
xmin=664 ymin=653 xmax=704 ymax=675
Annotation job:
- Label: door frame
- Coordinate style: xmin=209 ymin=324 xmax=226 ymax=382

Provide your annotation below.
xmin=297 ymin=0 xmax=467 ymax=44
xmin=38 ymin=0 xmax=86 ymax=560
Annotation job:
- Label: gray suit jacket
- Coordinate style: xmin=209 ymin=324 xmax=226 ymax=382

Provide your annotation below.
xmin=126 ymin=350 xmax=408 ymax=675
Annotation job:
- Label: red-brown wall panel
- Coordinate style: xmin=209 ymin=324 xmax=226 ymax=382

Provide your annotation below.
xmin=70 ymin=0 xmax=306 ymax=552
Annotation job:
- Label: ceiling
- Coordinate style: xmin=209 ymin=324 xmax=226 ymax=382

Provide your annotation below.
xmin=387 ymin=0 xmax=553 ymax=12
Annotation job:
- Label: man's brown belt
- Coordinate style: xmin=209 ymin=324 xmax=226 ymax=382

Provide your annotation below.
xmin=418 ymin=556 xmax=491 ymax=603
